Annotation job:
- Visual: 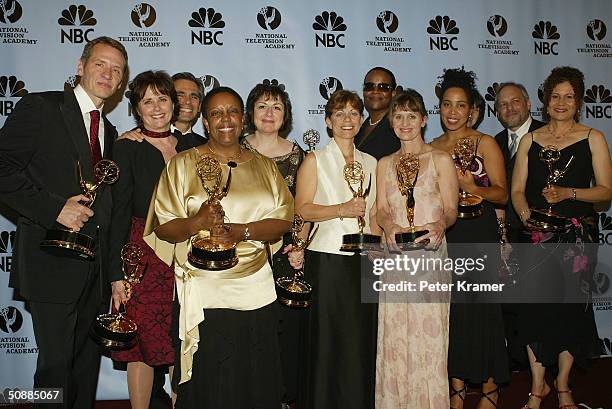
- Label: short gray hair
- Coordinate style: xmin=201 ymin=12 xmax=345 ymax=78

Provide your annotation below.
xmin=495 ymin=82 xmax=530 ymax=109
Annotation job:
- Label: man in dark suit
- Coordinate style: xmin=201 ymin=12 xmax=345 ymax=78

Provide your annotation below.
xmin=494 ymin=82 xmax=545 ymax=243
xmin=354 ymin=66 xmax=400 ymax=160
xmin=494 ymin=82 xmax=544 ymax=372
xmin=171 ymin=72 xmax=207 ymax=144
xmin=0 ymin=36 xmax=128 ymax=409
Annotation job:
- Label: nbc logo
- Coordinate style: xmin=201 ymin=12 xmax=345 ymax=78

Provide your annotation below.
xmin=0 ymin=0 xmax=22 ymax=24
xmin=585 ymin=85 xmax=612 ymax=119
xmin=427 ymin=15 xmax=460 ymax=51
xmin=131 ymin=3 xmax=156 ymax=28
xmin=484 ymin=83 xmax=501 ymax=117
xmin=257 ymin=6 xmax=281 ymax=31
xmin=487 ymin=15 xmax=507 ymax=37
xmin=189 ymin=7 xmax=225 ymax=46
xmin=599 ymin=213 xmax=612 ymax=245
xmin=0 ymin=75 xmax=27 ymax=116
xmin=313 ymin=11 xmax=347 ymax=48
xmin=532 ymin=20 xmax=560 ymax=55
xmin=319 ymin=77 xmax=342 ymax=100
xmin=376 ymin=10 xmax=398 ymax=34
xmin=58 ymin=4 xmax=96 ymax=44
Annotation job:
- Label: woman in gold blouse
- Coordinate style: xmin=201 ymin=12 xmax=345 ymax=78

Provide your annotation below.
xmin=144 ymin=86 xmax=293 ymax=408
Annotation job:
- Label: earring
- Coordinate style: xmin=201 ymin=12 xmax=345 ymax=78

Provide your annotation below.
xmin=468 ymin=114 xmax=472 ymax=122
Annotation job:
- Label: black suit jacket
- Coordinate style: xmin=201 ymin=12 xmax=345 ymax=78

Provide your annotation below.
xmin=494 ymin=118 xmax=545 ymax=241
xmin=354 ymin=115 xmax=400 ymax=160
xmin=0 ymin=89 xmax=117 ymax=303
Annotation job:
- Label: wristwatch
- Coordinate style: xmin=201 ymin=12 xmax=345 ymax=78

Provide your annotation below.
xmin=243 ymin=224 xmax=250 ymax=241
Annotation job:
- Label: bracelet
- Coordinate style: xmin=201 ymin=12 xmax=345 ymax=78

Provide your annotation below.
xmin=243 ymin=223 xmax=250 ymax=241
xmin=337 ymin=205 xmax=344 ymax=221
xmin=519 ymin=209 xmax=530 ymax=222
xmin=496 ymin=217 xmax=507 ymax=237
xmin=570 ymin=188 xmax=577 ymax=201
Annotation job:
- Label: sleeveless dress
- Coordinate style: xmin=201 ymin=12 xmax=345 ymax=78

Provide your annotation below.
xmin=242 ymin=138 xmax=305 ymax=403
xmin=446 ymin=139 xmax=510 ymax=384
xmin=298 ymin=138 xmax=378 ymax=409
xmin=514 ymin=135 xmax=601 ymax=368
xmin=375 ymin=151 xmax=451 ymax=409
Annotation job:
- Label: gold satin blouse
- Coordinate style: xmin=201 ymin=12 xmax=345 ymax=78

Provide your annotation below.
xmin=144 ymin=147 xmax=293 ymax=384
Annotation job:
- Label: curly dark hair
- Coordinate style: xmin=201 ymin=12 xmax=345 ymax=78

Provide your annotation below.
xmin=244 ymin=82 xmax=293 ymax=137
xmin=438 ymin=68 xmax=478 ymax=107
xmin=542 ymin=66 xmax=584 ymax=122
xmin=128 ymin=70 xmax=178 ymax=127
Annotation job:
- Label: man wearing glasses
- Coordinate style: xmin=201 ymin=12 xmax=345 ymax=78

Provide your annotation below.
xmin=354 ymin=66 xmax=400 ymax=159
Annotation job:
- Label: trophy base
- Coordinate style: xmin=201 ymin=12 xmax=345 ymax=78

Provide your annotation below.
xmin=188 ymin=238 xmax=238 ymax=271
xmin=395 ymin=229 xmax=429 ymax=250
xmin=90 ymin=313 xmax=138 ymax=350
xmin=40 ymin=229 xmax=95 ymax=260
xmin=527 ymin=208 xmax=567 ymax=232
xmin=275 ymin=276 xmax=312 ymax=308
xmin=340 ymin=233 xmax=381 ymax=253
xmin=458 ymin=194 xmax=483 ymax=219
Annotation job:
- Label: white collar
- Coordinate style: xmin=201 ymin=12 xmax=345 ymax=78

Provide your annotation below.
xmin=171 ymin=124 xmax=193 ymax=135
xmin=73 ymin=84 xmax=102 ymax=116
xmin=508 ymin=116 xmax=533 ymax=139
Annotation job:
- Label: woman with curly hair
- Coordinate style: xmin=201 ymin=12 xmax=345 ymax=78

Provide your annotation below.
xmin=431 ymin=68 xmax=510 ymax=409
xmin=511 ymin=66 xmax=612 ymax=409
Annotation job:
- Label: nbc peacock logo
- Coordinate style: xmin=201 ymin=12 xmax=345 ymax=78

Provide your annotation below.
xmin=313 ymin=11 xmax=347 ymax=48
xmin=58 ymin=4 xmax=97 ymax=44
xmin=532 ymin=20 xmax=560 ymax=55
xmin=484 ymin=82 xmax=501 ymax=117
xmin=427 ymin=15 xmax=460 ymax=51
xmin=189 ymin=7 xmax=225 ymax=46
xmin=584 ymin=85 xmax=612 ymax=119
xmin=0 ymin=75 xmax=27 ymax=116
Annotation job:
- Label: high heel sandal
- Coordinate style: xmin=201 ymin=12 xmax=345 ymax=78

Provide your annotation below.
xmin=521 ymin=388 xmax=550 ymax=409
xmin=479 ymin=387 xmax=500 ymax=408
xmin=449 ymin=384 xmax=466 ymax=409
xmin=557 ymin=389 xmax=579 ymax=409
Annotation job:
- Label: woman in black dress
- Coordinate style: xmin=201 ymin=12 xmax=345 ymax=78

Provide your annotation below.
xmin=109 ymin=70 xmax=202 ymax=409
xmin=430 ymin=68 xmax=510 ymax=409
xmin=512 ymin=66 xmax=612 ymax=409
xmin=242 ymin=81 xmax=305 ymax=406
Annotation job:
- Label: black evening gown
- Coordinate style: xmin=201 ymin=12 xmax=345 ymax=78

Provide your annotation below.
xmin=514 ymin=135 xmax=601 ymax=369
xmin=446 ymin=151 xmax=510 ymax=385
xmin=242 ymin=139 xmax=305 ymax=403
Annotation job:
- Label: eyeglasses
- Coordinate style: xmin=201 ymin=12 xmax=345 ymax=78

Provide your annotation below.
xmin=363 ymin=82 xmax=394 ymax=92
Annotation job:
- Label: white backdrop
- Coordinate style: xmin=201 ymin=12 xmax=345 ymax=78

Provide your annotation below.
xmin=0 ymin=0 xmax=611 ymax=401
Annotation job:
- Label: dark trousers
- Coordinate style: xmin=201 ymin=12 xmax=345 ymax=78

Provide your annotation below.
xmin=29 ymin=269 xmax=101 ymax=409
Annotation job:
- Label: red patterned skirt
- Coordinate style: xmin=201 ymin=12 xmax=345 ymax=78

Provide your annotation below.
xmin=111 ymin=217 xmax=175 ymax=366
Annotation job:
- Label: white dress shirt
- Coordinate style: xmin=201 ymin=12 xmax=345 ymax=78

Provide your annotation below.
xmin=73 ymin=84 xmax=105 ymax=154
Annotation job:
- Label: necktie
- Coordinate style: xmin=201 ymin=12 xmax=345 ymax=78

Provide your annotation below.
xmin=89 ymin=110 xmax=102 ymax=169
xmin=508 ymin=132 xmax=518 ymax=158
